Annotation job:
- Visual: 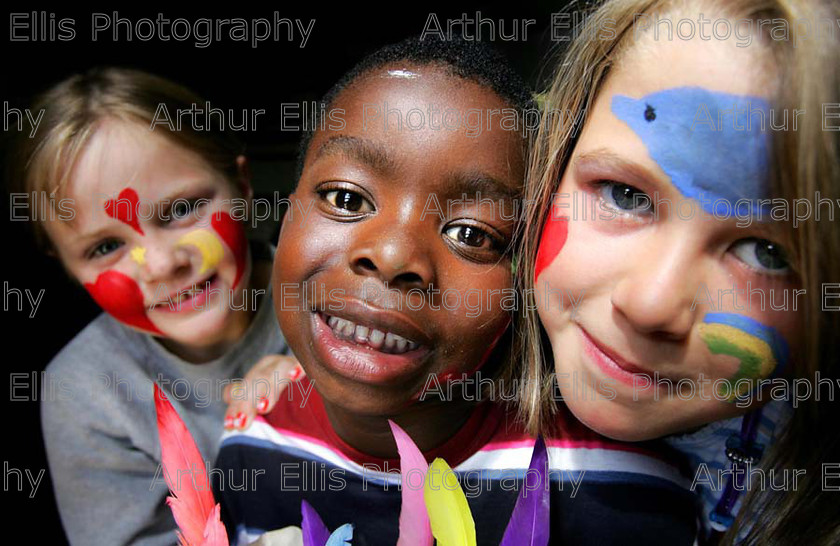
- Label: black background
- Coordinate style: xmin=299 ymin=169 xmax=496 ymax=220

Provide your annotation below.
xmin=1 ymin=4 xmax=570 ymax=543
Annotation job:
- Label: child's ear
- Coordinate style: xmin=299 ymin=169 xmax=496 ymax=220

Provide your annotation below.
xmin=235 ymin=155 xmax=253 ymax=200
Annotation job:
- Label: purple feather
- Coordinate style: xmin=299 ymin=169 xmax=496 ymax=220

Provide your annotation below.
xmin=499 ymin=435 xmax=550 ymax=546
xmin=301 ymin=500 xmax=331 ymax=546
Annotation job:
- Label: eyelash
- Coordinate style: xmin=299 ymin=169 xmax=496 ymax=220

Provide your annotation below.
xmin=88 ymin=238 xmax=124 ymax=260
xmin=729 ymin=238 xmax=792 ymax=277
xmin=318 ymin=187 xmax=376 ymax=216
xmin=165 ymin=198 xmax=208 ymax=223
xmin=442 ymin=222 xmax=506 ymax=258
xmin=593 ymin=180 xmax=655 ymax=218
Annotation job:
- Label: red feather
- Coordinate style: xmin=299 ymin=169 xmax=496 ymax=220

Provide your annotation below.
xmin=154 ymin=383 xmax=229 ymax=546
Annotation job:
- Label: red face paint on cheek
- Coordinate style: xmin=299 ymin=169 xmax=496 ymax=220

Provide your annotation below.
xmin=84 ymin=270 xmax=162 ymax=335
xmin=534 ymin=213 xmax=568 ymax=282
xmin=104 ymin=188 xmax=144 ymax=235
xmin=211 ymin=211 xmax=247 ymax=288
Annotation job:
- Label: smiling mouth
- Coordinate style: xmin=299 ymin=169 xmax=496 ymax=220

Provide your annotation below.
xmin=579 ymin=326 xmax=688 ymax=388
xmin=308 ymin=306 xmax=431 ymax=386
xmin=320 ymin=312 xmax=420 ymax=354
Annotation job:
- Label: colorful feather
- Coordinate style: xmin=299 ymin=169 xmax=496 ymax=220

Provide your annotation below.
xmin=388 ymin=420 xmax=433 ymax=546
xmin=154 ymin=383 xmax=229 ymax=546
xmin=301 ymin=500 xmax=331 ymax=546
xmin=325 ymin=524 xmax=354 ymax=545
xmin=499 ymin=436 xmax=550 ymax=546
xmin=423 ymin=458 xmax=476 ymax=546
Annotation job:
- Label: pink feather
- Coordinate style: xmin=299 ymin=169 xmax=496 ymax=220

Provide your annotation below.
xmin=154 ymin=383 xmax=229 ymax=546
xmin=388 ymin=420 xmax=434 ymax=546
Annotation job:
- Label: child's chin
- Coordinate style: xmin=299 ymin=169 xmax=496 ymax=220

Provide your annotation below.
xmin=568 ymin=401 xmax=664 ymax=442
xmin=316 ymin=375 xmax=424 ymax=417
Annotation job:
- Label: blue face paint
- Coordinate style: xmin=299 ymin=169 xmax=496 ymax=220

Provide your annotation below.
xmin=611 ymin=87 xmax=770 ymax=217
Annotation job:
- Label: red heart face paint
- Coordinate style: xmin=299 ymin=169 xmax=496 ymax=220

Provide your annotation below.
xmin=84 ymin=270 xmax=162 ymax=335
xmin=104 ymin=188 xmax=144 ymax=235
xmin=534 ymin=213 xmax=569 ymax=282
xmin=211 ymin=211 xmax=247 ymax=288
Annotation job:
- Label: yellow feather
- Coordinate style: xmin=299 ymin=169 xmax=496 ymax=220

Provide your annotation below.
xmin=423 ymin=458 xmax=476 ymax=546
xmin=177 ymin=229 xmax=224 ymax=275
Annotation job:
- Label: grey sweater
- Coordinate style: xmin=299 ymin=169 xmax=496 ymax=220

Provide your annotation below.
xmin=41 ymin=288 xmax=286 ymax=546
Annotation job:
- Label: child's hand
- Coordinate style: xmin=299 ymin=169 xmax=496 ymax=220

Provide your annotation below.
xmin=223 ymin=354 xmax=304 ymax=431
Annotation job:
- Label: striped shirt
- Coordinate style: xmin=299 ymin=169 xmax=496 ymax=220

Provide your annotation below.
xmin=215 ymin=378 xmax=699 ymax=545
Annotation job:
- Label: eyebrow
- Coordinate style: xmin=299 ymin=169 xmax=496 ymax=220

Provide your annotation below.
xmin=573 ymin=148 xmax=663 ymax=188
xmin=442 ymin=170 xmax=520 ymax=202
xmin=314 ymin=135 xmax=397 ymax=174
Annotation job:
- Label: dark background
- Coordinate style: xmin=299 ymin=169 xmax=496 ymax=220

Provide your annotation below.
xmin=1 ymin=4 xmax=570 ymax=542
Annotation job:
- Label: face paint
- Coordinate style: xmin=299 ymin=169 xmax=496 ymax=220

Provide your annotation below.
xmin=211 ymin=211 xmax=247 ymax=288
xmin=534 ymin=213 xmax=569 ymax=282
xmin=104 ymin=187 xmax=145 ymax=235
xmin=130 ymin=246 xmax=146 ymax=266
xmin=611 ymin=87 xmax=770 ymax=217
xmin=177 ymin=229 xmax=224 ymax=275
xmin=84 ymin=270 xmax=162 ymax=335
xmin=698 ymin=313 xmax=789 ymax=401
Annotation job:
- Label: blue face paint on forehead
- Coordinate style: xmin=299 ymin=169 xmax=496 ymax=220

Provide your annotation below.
xmin=611 ymin=87 xmax=771 ymax=217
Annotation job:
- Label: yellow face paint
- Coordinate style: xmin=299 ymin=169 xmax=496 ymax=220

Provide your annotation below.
xmin=177 ymin=229 xmax=224 ymax=275
xmin=699 ymin=313 xmax=789 ymax=402
xmin=129 ymin=246 xmax=147 ymax=266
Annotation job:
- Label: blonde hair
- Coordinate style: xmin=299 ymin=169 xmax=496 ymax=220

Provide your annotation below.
xmin=9 ymin=67 xmax=244 ymax=250
xmin=515 ymin=0 xmax=840 ymax=543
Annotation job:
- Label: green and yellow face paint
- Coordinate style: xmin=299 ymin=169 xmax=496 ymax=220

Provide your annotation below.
xmin=698 ymin=313 xmax=789 ymax=402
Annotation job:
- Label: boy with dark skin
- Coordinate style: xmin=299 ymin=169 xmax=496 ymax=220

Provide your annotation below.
xmin=274 ymin=63 xmax=520 ymax=457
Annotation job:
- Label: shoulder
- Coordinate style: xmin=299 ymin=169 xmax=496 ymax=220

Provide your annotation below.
xmin=46 ymin=313 xmax=144 ymax=376
xmin=42 ymin=314 xmax=154 ymax=420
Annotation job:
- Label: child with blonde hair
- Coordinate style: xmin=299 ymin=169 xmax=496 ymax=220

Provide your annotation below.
xmin=11 ymin=68 xmax=296 ymax=545
xmin=515 ymin=0 xmax=840 ymax=543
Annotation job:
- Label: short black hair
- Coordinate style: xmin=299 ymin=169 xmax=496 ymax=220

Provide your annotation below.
xmin=296 ymin=36 xmax=534 ymax=178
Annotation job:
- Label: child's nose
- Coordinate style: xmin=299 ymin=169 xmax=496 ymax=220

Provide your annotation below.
xmin=610 ymin=237 xmax=700 ymax=339
xmin=347 ymin=222 xmax=435 ymax=289
xmin=137 ymin=238 xmax=192 ymax=284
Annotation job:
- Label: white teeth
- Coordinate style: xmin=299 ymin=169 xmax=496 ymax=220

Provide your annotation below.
xmin=368 ymin=329 xmax=385 ymax=349
xmin=354 ymin=325 xmax=369 ymax=343
xmin=323 ymin=314 xmax=417 ymax=354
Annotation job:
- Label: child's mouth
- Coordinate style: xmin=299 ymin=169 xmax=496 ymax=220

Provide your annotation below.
xmin=153 ymin=274 xmax=219 ymax=313
xmin=310 ymin=309 xmax=431 ymax=385
xmin=323 ymin=313 xmax=419 ymax=354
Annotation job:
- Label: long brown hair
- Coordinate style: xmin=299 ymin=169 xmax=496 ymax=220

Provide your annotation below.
xmin=514 ymin=0 xmax=840 ymax=543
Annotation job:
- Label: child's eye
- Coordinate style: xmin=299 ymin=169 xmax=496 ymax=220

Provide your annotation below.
xmin=442 ymin=223 xmax=506 ymax=261
xmin=731 ymin=238 xmax=791 ymax=275
xmin=444 ymin=225 xmax=491 ymax=249
xmin=89 ymin=239 xmax=124 ymax=259
xmin=170 ymin=199 xmax=204 ymax=221
xmin=596 ymin=181 xmax=654 ymax=215
xmin=320 ymin=189 xmax=374 ymax=214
